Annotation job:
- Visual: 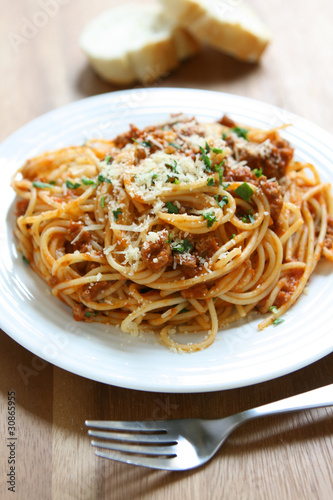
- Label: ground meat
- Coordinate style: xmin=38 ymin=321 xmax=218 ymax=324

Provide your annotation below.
xmin=175 ymin=253 xmax=197 ymax=267
xmin=48 ymin=276 xmax=59 ymax=287
xmin=218 ymin=115 xmax=236 ymax=128
xmin=324 ymin=215 xmax=333 ymax=251
xmin=67 ymin=220 xmax=92 ymax=252
xmin=80 ymin=282 xmax=110 ymax=301
xmin=192 ymin=234 xmax=219 ymax=259
xmin=72 ymin=303 xmax=86 ymax=321
xmin=16 ymin=199 xmax=29 ymax=217
xmin=260 ymin=180 xmax=283 ymax=223
xmin=224 ymin=165 xmax=259 ymax=185
xmin=274 ymin=269 xmax=304 ymax=308
xmin=142 ymin=231 xmax=172 ymax=273
xmin=239 ymin=134 xmax=293 ymax=179
xmin=181 ymin=284 xmax=209 ymax=299
xmin=113 ymin=124 xmax=141 ymax=149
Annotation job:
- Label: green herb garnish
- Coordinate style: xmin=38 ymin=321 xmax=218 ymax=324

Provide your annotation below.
xmin=241 ymin=210 xmax=255 ymax=224
xmin=253 ymin=168 xmax=263 ymax=178
xmin=132 ymin=138 xmax=152 ymax=148
xmin=270 ymin=306 xmax=278 ymax=314
xmin=273 ymin=318 xmax=285 ymax=326
xmin=202 ymin=210 xmax=217 ymax=228
xmin=171 ymin=239 xmax=193 ymax=253
xmin=22 ymin=255 xmax=30 ymax=264
xmin=165 ymin=201 xmax=179 ymax=214
xmin=174 ymin=179 xmax=180 ymax=184
xmin=232 ymin=126 xmax=248 ymax=140
xmin=222 ymin=132 xmax=228 ymax=140
xmin=214 ymin=194 xmax=229 ymax=209
xmin=81 ymin=177 xmax=96 ymax=186
xmin=231 ymin=234 xmax=236 ymax=239
xmin=212 ymin=148 xmax=223 ymax=154
xmin=165 ymin=160 xmax=178 ymax=174
xmin=152 ymin=173 xmax=158 ymax=180
xmin=199 ymin=146 xmax=211 ymax=172
xmin=98 ymin=174 xmax=112 ymax=184
xmin=113 ymin=208 xmax=122 ymax=220
xmin=213 ymin=161 xmax=225 ymax=186
xmin=66 ymin=180 xmax=81 ymax=189
xmin=104 ymin=155 xmax=113 ymax=164
xmin=32 ymin=181 xmax=54 ymax=189
xmin=169 ymin=142 xmax=181 ymax=149
xmin=207 ymin=178 xmax=215 ymax=186
xmin=100 ymin=195 xmax=105 ymax=208
xmin=235 ymin=182 xmax=253 ymax=202
xmin=205 ymin=141 xmax=210 ymax=153
xmin=85 ymin=311 xmax=98 ymax=318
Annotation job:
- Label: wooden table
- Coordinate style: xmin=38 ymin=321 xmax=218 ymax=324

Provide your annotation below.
xmin=1 ymin=1 xmax=333 ymax=498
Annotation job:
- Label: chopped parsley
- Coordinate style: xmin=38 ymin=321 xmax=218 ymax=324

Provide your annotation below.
xmin=212 ymin=147 xmax=223 ymax=154
xmin=165 ymin=201 xmax=179 ymax=214
xmin=98 ymin=174 xmax=112 ymax=184
xmin=241 ymin=211 xmax=255 ymax=224
xmin=169 ymin=142 xmax=181 ymax=149
xmin=104 ymin=155 xmax=113 ymax=164
xmin=232 ymin=126 xmax=248 ymax=140
xmin=235 ymin=182 xmax=253 ymax=202
xmin=85 ymin=311 xmax=98 ymax=318
xmin=22 ymin=255 xmax=30 ymax=264
xmin=207 ymin=178 xmax=215 ymax=186
xmin=202 ymin=210 xmax=217 ymax=228
xmin=199 ymin=146 xmax=211 ymax=172
xmin=273 ymin=318 xmax=285 ymax=326
xmin=230 ymin=234 xmax=236 ymax=239
xmin=174 ymin=179 xmax=180 ymax=184
xmin=100 ymin=195 xmax=105 ymax=208
xmin=270 ymin=306 xmax=278 ymax=314
xmin=215 ymin=194 xmax=229 ymax=209
xmin=166 ymin=233 xmax=172 ymax=244
xmin=112 ymin=208 xmax=122 ymax=220
xmin=213 ymin=161 xmax=225 ymax=186
xmin=165 ymin=159 xmax=179 ymax=174
xmin=222 ymin=132 xmax=229 ymax=140
xmin=152 ymin=173 xmax=158 ymax=180
xmin=66 ymin=180 xmax=81 ymax=189
xmin=171 ymin=239 xmax=193 ymax=253
xmin=253 ymin=168 xmax=263 ymax=178
xmin=81 ymin=177 xmax=96 ymax=186
xmin=132 ymin=138 xmax=152 ymax=148
xmin=32 ymin=181 xmax=55 ymax=189
xmin=205 ymin=141 xmax=210 ymax=153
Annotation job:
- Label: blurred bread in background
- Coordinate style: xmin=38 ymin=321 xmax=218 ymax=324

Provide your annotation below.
xmin=79 ymin=3 xmax=199 ymax=86
xmin=161 ymin=0 xmax=271 ymax=63
xmin=80 ymin=0 xmax=271 ymax=85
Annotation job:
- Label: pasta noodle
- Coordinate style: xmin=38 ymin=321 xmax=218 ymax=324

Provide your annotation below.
xmin=11 ymin=114 xmax=333 ymax=352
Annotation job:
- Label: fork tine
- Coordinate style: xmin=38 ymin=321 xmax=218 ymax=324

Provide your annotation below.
xmin=91 ymin=439 xmax=177 ymax=457
xmin=85 ymin=420 xmax=168 ymax=432
xmin=94 ymin=449 xmax=178 ymax=471
xmin=88 ymin=429 xmax=177 ymax=444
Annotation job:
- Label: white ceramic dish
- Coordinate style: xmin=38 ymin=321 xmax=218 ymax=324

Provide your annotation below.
xmin=1 ymin=88 xmax=333 ymax=393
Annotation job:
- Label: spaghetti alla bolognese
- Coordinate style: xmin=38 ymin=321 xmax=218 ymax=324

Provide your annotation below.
xmin=11 ymin=114 xmax=333 ymax=352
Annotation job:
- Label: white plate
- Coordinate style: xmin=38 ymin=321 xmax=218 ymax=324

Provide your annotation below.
xmin=1 ymin=88 xmax=333 ymax=393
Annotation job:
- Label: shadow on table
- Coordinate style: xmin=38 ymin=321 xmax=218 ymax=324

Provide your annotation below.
xmin=75 ymin=46 xmax=260 ymax=99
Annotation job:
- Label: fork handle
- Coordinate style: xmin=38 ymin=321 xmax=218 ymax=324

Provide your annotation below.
xmin=243 ymin=383 xmax=333 ymax=421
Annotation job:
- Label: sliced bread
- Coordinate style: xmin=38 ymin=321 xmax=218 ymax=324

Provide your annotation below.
xmin=79 ymin=3 xmax=199 ymax=85
xmin=161 ymin=0 xmax=271 ymax=62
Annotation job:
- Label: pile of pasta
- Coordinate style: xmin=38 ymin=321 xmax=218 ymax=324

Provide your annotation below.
xmin=12 ymin=114 xmax=333 ymax=352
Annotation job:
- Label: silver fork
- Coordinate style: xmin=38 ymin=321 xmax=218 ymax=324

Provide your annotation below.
xmin=85 ymin=384 xmax=333 ymax=471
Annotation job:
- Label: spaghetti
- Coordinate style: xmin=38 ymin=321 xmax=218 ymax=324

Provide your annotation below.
xmin=11 ymin=114 xmax=333 ymax=352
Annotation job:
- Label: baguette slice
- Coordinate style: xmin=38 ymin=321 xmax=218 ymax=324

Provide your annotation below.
xmin=161 ymin=0 xmax=271 ymax=62
xmin=79 ymin=3 xmax=199 ymax=85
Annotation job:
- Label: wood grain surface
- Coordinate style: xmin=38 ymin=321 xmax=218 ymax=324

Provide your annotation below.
xmin=1 ymin=1 xmax=333 ymax=499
